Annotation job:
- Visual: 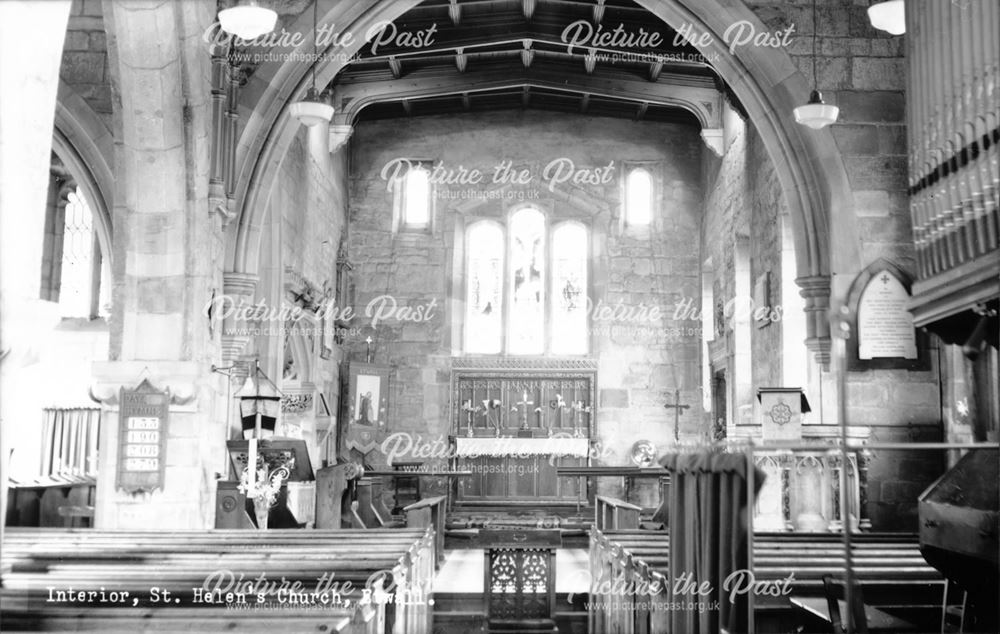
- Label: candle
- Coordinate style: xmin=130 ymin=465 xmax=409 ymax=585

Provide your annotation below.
xmin=247 ymin=438 xmax=257 ymax=494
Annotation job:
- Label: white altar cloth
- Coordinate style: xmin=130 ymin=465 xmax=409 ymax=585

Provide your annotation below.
xmin=454 ymin=436 xmax=590 ymax=458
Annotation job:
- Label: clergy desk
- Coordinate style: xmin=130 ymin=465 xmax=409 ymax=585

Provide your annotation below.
xmin=481 ymin=529 xmax=562 ymax=633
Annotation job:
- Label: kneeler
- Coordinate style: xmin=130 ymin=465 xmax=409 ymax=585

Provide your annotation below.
xmin=659 ymin=451 xmax=764 ymax=634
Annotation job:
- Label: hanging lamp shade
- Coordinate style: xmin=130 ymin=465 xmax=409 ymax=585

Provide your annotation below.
xmin=794 ymin=90 xmax=840 ymax=129
xmin=867 ymin=0 xmax=906 ymax=36
xmin=290 ymin=87 xmax=334 ymax=127
xmin=219 ymin=1 xmax=277 ymax=41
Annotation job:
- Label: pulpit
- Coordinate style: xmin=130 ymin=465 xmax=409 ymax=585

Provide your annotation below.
xmin=754 ymin=388 xmax=866 ymax=531
xmin=482 ymin=529 xmax=561 ymax=633
xmin=215 ymin=438 xmax=315 ymax=528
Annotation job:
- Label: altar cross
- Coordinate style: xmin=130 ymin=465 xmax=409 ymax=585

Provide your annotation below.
xmin=664 ymin=389 xmax=691 ymax=441
xmin=516 ymin=390 xmax=534 ymax=429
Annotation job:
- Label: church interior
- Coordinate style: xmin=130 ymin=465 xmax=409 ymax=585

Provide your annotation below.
xmin=0 ymin=0 xmax=998 ymax=632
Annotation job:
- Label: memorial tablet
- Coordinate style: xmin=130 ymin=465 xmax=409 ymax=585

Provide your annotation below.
xmin=858 ymin=270 xmax=917 ymax=360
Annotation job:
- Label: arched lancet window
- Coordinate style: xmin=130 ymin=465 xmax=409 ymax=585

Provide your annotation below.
xmin=551 ymin=222 xmax=588 ymax=355
xmin=625 ymin=167 xmax=653 ymax=226
xmin=402 ymin=165 xmax=431 ymax=226
xmin=49 ymin=186 xmax=110 ymax=319
xmin=465 ymin=222 xmax=504 ymax=353
xmin=508 ymin=208 xmax=546 ymax=355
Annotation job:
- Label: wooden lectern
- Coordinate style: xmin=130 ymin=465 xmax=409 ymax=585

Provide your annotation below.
xmin=215 ymin=439 xmax=315 ymax=528
xmin=481 ymin=529 xmax=562 ymax=633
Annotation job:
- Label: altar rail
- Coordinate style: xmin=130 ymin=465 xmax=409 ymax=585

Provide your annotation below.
xmin=0 ymin=528 xmax=437 ymax=634
xmin=594 ymin=495 xmax=642 ymax=531
xmin=588 ymin=528 xmax=945 ymax=633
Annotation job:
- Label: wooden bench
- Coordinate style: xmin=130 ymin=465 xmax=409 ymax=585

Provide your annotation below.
xmin=1 ymin=528 xmax=437 ymax=634
xmin=595 ymin=495 xmax=642 ymax=531
xmin=403 ymin=495 xmax=447 ymax=567
xmin=588 ymin=528 xmax=946 ymax=634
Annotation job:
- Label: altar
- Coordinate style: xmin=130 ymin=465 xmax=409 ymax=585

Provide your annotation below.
xmin=453 ymin=437 xmax=590 ymax=458
xmin=450 ymin=358 xmax=596 ymax=504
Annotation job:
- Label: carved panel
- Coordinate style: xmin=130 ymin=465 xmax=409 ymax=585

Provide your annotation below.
xmin=488 ymin=548 xmax=552 ymax=620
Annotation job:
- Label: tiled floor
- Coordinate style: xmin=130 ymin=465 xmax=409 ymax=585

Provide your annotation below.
xmin=434 ymin=548 xmax=591 ymax=594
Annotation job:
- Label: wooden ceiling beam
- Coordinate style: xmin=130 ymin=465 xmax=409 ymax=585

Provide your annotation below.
xmin=649 ymin=61 xmax=663 ymax=82
xmin=333 ymin=66 xmax=722 ymax=128
xmin=388 ymin=57 xmax=402 ymax=79
xmin=593 ymin=0 xmax=606 ymax=25
xmin=522 ymin=0 xmax=536 ymax=21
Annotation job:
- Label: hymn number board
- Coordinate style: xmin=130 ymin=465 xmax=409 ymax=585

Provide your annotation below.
xmin=116 ymin=379 xmax=169 ymax=493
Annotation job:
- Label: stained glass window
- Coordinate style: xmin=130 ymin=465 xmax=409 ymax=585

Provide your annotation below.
xmin=509 ymin=208 xmax=546 ymax=355
xmin=466 ymin=222 xmax=504 ymax=353
xmin=551 ymin=222 xmax=588 ymax=354
xmin=464 ymin=211 xmax=589 ymax=355
xmin=625 ymin=167 xmax=652 ymax=226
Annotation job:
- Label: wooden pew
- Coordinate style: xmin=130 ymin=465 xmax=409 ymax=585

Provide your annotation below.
xmin=588 ymin=528 xmax=946 ymax=634
xmin=356 ymin=478 xmax=399 ymax=528
xmin=595 ymin=495 xmax=642 ymax=531
xmin=403 ymin=495 xmax=447 ymax=567
xmin=1 ymin=528 xmax=437 ymax=634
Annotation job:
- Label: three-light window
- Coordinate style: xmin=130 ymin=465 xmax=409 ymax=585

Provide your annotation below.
xmin=465 ymin=208 xmax=589 ymax=355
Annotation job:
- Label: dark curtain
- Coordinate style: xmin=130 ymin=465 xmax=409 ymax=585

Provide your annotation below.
xmin=660 ymin=451 xmax=764 ymax=634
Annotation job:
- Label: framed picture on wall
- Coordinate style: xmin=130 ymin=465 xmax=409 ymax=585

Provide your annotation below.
xmin=344 ymin=362 xmax=391 ymax=428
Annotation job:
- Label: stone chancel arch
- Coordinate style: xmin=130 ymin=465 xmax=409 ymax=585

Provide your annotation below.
xmin=227 ymin=0 xmax=855 ymax=367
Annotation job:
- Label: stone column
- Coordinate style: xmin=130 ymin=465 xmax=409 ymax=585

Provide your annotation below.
xmin=92 ymin=0 xmax=226 ymax=529
xmin=0 ymin=0 xmax=73 ymax=545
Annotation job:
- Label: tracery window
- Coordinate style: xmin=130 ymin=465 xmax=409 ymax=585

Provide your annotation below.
xmin=464 ymin=209 xmax=588 ymax=355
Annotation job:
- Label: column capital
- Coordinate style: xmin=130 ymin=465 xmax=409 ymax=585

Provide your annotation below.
xmin=795 ymin=275 xmax=832 ymax=368
xmin=329 ymin=124 xmax=353 ymax=154
xmin=89 ymin=360 xmax=202 ymax=407
xmin=700 ymin=128 xmax=725 ymax=157
xmin=219 ymin=272 xmax=259 ymax=364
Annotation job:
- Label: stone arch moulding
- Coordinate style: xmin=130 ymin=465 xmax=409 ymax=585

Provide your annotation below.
xmin=844 ymin=258 xmax=931 ymax=371
xmin=227 ymin=0 xmax=856 ymax=366
xmin=53 ymin=81 xmax=115 ymax=270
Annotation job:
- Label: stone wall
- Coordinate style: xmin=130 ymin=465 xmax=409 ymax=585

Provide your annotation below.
xmin=347 ymin=111 xmax=705 ymax=483
xmin=703 ymin=0 xmax=944 ymax=530
xmin=246 ymin=128 xmax=348 ymax=467
xmin=702 ymin=117 xmax=786 ymax=426
xmin=61 ymin=0 xmax=111 ymax=126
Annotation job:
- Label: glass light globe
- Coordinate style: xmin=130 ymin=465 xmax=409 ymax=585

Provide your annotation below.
xmin=218 ymin=2 xmax=277 ymax=41
xmin=794 ymin=90 xmax=840 ymax=129
xmin=867 ymin=0 xmax=906 ymax=36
